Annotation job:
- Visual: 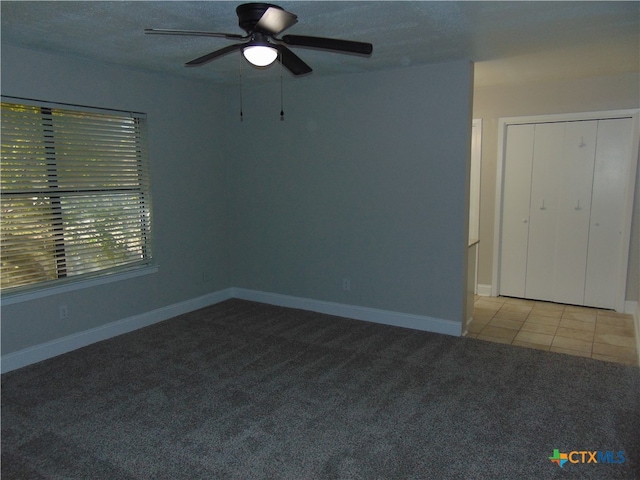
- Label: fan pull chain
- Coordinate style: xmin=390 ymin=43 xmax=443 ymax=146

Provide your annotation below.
xmin=239 ymin=53 xmax=244 ymax=122
xmin=280 ymin=55 xmax=284 ymax=121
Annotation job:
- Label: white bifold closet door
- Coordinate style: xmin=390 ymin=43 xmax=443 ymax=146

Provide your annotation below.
xmin=499 ymin=124 xmax=534 ymax=298
xmin=584 ymin=118 xmax=635 ymax=308
xmin=499 ymin=117 xmax=634 ymax=310
xmin=524 ymin=122 xmax=566 ymax=302
xmin=553 ymin=121 xmax=598 ymax=305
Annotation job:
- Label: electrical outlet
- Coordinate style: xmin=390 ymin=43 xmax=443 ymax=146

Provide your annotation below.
xmin=342 ymin=278 xmax=351 ymax=291
xmin=59 ymin=305 xmax=69 ymax=319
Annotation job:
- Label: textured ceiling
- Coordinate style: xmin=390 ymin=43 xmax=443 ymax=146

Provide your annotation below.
xmin=1 ymin=1 xmax=639 ymax=87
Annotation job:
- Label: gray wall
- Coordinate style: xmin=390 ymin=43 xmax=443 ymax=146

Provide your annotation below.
xmin=1 ymin=45 xmax=474 ymax=356
xmin=1 ymin=45 xmax=230 ymax=354
xmin=473 ymin=72 xmax=640 ymax=301
xmin=227 ymin=62 xmax=474 ymax=321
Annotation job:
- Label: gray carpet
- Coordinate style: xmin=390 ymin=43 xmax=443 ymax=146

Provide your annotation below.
xmin=2 ymin=299 xmax=639 ymax=479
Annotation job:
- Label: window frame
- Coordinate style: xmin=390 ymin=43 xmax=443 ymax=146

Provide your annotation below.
xmin=1 ymin=97 xmax=155 ymax=300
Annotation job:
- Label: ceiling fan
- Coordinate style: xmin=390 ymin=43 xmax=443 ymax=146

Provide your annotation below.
xmin=145 ymin=2 xmax=373 ymax=76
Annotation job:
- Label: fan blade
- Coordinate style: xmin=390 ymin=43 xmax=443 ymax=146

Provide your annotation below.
xmin=281 ymin=35 xmax=372 ymax=55
xmin=276 ymin=45 xmax=312 ymax=76
xmin=256 ymin=6 xmax=298 ymax=35
xmin=186 ymin=43 xmax=245 ymax=66
xmin=145 ymin=28 xmax=246 ymax=40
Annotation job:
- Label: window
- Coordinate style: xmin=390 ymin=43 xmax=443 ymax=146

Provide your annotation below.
xmin=1 ymin=99 xmax=153 ymax=293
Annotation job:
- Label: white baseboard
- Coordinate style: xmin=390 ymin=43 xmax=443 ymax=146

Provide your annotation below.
xmin=634 ymin=302 xmax=640 ymax=367
xmin=624 ymin=300 xmax=638 ymax=315
xmin=476 ymin=284 xmax=493 ymax=296
xmin=231 ymin=288 xmax=461 ymax=337
xmin=623 ymin=301 xmax=639 ymax=366
xmin=2 ymin=288 xmax=462 ymax=374
xmin=1 ymin=289 xmax=234 ymax=374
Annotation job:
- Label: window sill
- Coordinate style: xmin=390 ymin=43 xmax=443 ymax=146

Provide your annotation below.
xmin=0 ymin=265 xmax=158 ymax=306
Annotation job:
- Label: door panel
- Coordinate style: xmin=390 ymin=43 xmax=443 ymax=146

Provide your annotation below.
xmin=499 ymin=124 xmax=534 ymax=298
xmin=525 ymin=123 xmax=564 ymax=301
xmin=585 ymin=118 xmax=634 ymax=309
xmin=552 ymin=121 xmax=597 ymax=305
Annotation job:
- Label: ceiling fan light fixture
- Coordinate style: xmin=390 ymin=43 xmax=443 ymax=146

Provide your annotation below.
xmin=147 ymin=3 xmax=372 ymax=76
xmin=243 ymin=44 xmax=278 ymax=67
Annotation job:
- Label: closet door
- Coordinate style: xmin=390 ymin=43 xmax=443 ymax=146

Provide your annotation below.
xmin=552 ymin=121 xmax=597 ymax=305
xmin=524 ymin=123 xmax=564 ymax=301
xmin=498 ymin=112 xmax=637 ymax=311
xmin=584 ymin=118 xmax=634 ymax=309
xmin=499 ymin=124 xmax=534 ymax=298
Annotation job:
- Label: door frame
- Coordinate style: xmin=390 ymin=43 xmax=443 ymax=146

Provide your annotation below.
xmin=470 ymin=118 xmax=482 ymax=293
xmin=491 ymin=109 xmax=640 ymax=312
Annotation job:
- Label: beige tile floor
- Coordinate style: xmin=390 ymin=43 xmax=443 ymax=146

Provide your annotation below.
xmin=466 ymin=296 xmax=639 ymax=366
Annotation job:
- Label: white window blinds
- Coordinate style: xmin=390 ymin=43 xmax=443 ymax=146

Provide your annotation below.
xmin=1 ymin=100 xmax=153 ymax=293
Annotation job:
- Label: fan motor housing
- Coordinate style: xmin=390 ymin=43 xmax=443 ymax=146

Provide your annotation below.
xmin=236 ymin=3 xmax=282 ymax=32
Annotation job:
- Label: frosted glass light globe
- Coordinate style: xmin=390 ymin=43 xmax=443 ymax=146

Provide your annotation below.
xmin=243 ymin=45 xmax=278 ymax=67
